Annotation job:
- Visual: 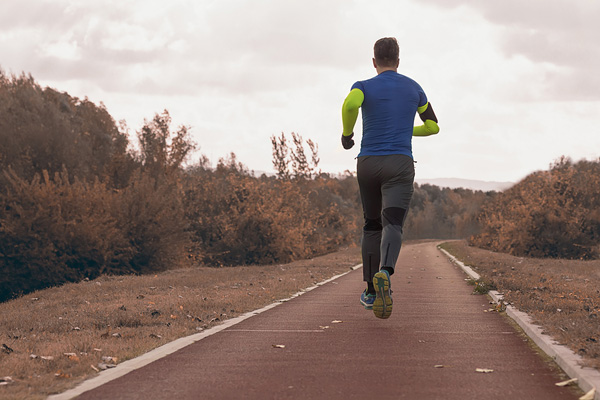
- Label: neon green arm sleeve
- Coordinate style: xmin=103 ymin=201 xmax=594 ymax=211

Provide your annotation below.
xmin=413 ymin=102 xmax=440 ymax=137
xmin=413 ymin=120 xmax=440 ymax=136
xmin=342 ymin=88 xmax=364 ymax=136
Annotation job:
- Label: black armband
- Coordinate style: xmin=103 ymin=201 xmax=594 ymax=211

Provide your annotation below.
xmin=419 ymin=102 xmax=438 ymax=123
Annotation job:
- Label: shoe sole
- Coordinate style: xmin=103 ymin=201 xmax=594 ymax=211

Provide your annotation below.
xmin=372 ymin=271 xmax=392 ymax=319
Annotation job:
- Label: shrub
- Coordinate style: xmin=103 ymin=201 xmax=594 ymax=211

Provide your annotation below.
xmin=0 ymin=168 xmax=191 ymax=302
xmin=112 ymin=171 xmax=190 ymax=274
xmin=183 ymin=156 xmax=360 ymax=266
xmin=470 ymin=157 xmax=600 ymax=259
xmin=404 ymin=184 xmax=493 ymax=240
xmin=0 ymin=169 xmax=130 ymax=301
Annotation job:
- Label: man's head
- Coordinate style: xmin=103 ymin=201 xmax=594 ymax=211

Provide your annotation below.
xmin=373 ymin=37 xmax=399 ymax=70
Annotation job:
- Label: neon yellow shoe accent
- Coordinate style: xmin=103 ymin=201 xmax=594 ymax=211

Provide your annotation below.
xmin=372 ymin=271 xmax=392 ymax=319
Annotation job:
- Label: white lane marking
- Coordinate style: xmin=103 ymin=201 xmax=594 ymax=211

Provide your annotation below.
xmin=437 ymin=247 xmax=480 ymax=280
xmin=224 ymin=329 xmax=325 ymax=333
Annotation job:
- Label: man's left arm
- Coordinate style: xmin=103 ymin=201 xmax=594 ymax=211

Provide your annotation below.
xmin=413 ymin=102 xmax=440 ymax=137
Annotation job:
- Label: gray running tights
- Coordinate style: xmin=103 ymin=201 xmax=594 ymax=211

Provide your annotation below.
xmin=357 ymin=154 xmax=414 ymax=282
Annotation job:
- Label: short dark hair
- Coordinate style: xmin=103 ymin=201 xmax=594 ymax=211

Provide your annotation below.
xmin=374 ymin=37 xmax=399 ymax=67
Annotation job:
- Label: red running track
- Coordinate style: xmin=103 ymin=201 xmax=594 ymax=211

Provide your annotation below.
xmin=73 ymin=242 xmax=579 ymax=399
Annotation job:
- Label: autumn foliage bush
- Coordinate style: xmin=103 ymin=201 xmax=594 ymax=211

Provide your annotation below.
xmin=0 ymin=72 xmax=191 ymax=301
xmin=0 ymin=70 xmax=492 ymax=302
xmin=0 ymin=72 xmax=363 ymax=301
xmin=405 ymin=184 xmax=494 ymax=240
xmin=0 ymin=169 xmax=128 ymax=298
xmin=183 ymin=152 xmax=361 ymax=266
xmin=0 ymin=167 xmax=190 ymax=302
xmin=470 ymin=157 xmax=600 ymax=259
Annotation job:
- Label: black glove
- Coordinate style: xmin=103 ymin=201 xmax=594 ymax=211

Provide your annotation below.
xmin=341 ymin=133 xmax=355 ymax=150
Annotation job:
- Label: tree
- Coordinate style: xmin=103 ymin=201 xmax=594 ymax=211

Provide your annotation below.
xmin=136 ymin=110 xmax=195 ymax=180
xmin=270 ymin=132 xmax=320 ymax=180
xmin=307 ymin=138 xmax=320 ymax=177
xmin=290 ymin=132 xmax=310 ymax=179
xmin=0 ymin=70 xmax=131 ymax=184
xmin=271 ymin=132 xmax=291 ymax=180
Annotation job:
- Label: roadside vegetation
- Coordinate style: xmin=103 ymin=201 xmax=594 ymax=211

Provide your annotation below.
xmin=0 ymin=71 xmax=487 ymax=302
xmin=0 ymin=71 xmax=361 ymax=302
xmin=405 ymin=183 xmax=493 ymax=240
xmin=471 ymin=157 xmax=600 ymax=260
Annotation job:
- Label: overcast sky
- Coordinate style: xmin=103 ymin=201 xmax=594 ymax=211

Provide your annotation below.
xmin=2 ymin=0 xmax=599 ymax=182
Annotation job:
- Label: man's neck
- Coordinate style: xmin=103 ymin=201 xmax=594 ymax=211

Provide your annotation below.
xmin=372 ymin=58 xmax=399 ymax=75
xmin=376 ymin=66 xmax=397 ymax=75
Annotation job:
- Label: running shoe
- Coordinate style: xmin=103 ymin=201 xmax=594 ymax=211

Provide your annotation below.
xmin=372 ymin=270 xmax=392 ymax=319
xmin=360 ymin=290 xmax=376 ymax=309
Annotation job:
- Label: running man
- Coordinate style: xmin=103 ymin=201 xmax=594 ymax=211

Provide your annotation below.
xmin=341 ymin=37 xmax=439 ymax=319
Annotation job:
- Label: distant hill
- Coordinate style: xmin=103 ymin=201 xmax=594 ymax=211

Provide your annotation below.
xmin=255 ymin=170 xmax=513 ymax=192
xmin=415 ymin=178 xmax=513 ymax=192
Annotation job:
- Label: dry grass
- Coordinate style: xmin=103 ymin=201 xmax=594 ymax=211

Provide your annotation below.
xmin=441 ymin=240 xmax=600 ymax=370
xmin=0 ymin=246 xmax=360 ymax=399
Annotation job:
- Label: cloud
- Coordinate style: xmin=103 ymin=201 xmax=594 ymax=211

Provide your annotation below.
xmin=202 ymin=0 xmax=359 ymax=66
xmin=3 ymin=0 xmax=597 ymax=182
xmin=419 ymin=0 xmax=600 ymax=101
xmin=1 ymin=0 xmax=371 ymax=98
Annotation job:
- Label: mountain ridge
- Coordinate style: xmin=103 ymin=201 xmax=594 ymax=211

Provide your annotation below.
xmin=415 ymin=177 xmax=513 ymax=192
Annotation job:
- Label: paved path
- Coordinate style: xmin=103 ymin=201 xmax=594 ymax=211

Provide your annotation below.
xmin=74 ymin=242 xmax=579 ymax=399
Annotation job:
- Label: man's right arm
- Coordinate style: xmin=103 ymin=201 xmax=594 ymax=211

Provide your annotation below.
xmin=341 ymin=88 xmax=364 ymax=149
xmin=413 ymin=102 xmax=440 ymax=137
xmin=342 ymin=88 xmax=364 ymax=137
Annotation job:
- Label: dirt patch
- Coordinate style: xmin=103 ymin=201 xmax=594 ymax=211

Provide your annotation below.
xmin=440 ymin=240 xmax=600 ymax=370
xmin=0 ymin=246 xmax=360 ymax=399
